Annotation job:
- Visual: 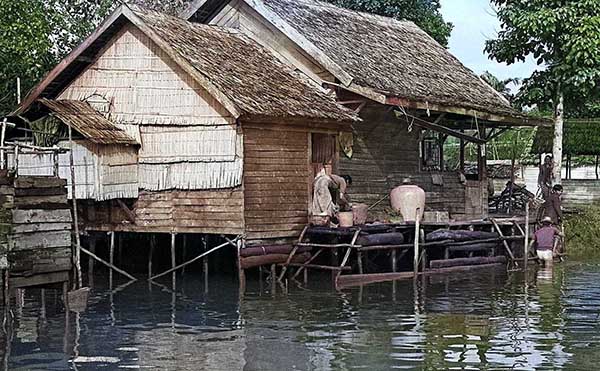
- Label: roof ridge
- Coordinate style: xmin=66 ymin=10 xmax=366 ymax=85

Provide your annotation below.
xmin=278 ymin=0 xmax=419 ymax=28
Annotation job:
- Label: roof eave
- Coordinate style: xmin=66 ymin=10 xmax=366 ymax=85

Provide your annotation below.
xmin=385 ymin=96 xmax=552 ymax=127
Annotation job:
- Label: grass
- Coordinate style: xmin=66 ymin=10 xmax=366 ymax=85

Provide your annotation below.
xmin=565 ymin=205 xmax=600 ymax=259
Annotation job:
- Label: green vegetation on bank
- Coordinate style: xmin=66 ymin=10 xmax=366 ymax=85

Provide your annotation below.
xmin=565 ymin=206 xmax=600 ymax=259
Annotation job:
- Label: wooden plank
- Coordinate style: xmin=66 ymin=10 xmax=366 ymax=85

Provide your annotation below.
xmin=12 ymin=209 xmax=72 ymax=224
xmin=8 ymin=230 xmax=72 ymax=251
xmin=15 ymin=187 xmax=67 ymax=197
xmin=12 ymin=222 xmax=72 ymax=234
xmin=9 ymin=271 xmax=69 ymax=288
xmin=14 ymin=177 xmax=67 ymax=189
xmin=14 ymin=195 xmax=68 ymax=207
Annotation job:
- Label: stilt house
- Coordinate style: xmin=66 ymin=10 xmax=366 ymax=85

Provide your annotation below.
xmin=17 ymin=1 xmax=546 ymax=246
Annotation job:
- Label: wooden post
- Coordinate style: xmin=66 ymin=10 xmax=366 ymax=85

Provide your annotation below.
xmin=202 ymin=235 xmax=208 ymax=293
xmin=596 ymin=155 xmax=599 ymax=180
xmin=0 ymin=118 xmax=6 ymax=170
xmin=237 ymin=239 xmax=245 ymax=295
xmin=181 ymin=234 xmax=187 ymax=275
xmin=69 ymin=126 xmax=82 ymax=289
xmin=524 ymin=201 xmax=530 ymax=267
xmin=171 ymin=233 xmax=176 ymax=289
xmin=414 ymin=208 xmax=421 ymax=276
xmin=270 ymin=264 xmax=276 ymax=294
xmin=88 ymin=236 xmax=96 ymax=287
xmin=391 ymin=249 xmax=397 ymax=273
xmin=13 ymin=144 xmax=18 ymax=175
xmin=148 ymin=235 xmax=155 ymax=279
xmin=109 ymin=231 xmax=115 ymax=288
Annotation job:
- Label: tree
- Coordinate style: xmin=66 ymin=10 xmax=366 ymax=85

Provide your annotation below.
xmin=480 ymin=71 xmax=519 ymax=102
xmin=485 ymin=0 xmax=600 ymax=184
xmin=0 ymin=0 xmax=115 ymax=116
xmin=324 ymin=0 xmax=453 ymax=47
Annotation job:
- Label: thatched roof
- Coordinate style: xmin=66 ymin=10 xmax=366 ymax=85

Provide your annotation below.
xmin=259 ymin=0 xmax=519 ymax=119
xmin=531 ymin=119 xmax=600 ymax=156
xmin=18 ymin=5 xmax=357 ymax=123
xmin=38 ymin=99 xmax=138 ymax=145
xmin=132 ymin=7 xmax=356 ymax=122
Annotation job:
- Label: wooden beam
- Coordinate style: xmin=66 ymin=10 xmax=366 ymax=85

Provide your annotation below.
xmin=116 ymin=199 xmax=136 ymax=223
xmin=395 ymin=110 xmax=486 ymax=144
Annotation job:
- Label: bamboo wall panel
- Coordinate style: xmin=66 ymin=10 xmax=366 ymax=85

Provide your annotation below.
xmin=339 ymin=109 xmax=486 ymax=220
xmin=60 ymin=25 xmax=233 ymax=126
xmin=13 ymin=141 xmax=138 ymax=201
xmin=244 ymin=125 xmax=310 ymax=240
xmin=210 ymin=1 xmax=335 ymax=83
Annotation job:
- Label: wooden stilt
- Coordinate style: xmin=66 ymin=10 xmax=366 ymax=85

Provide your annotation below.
xmin=181 ymin=234 xmax=187 ymax=276
xmin=148 ymin=235 xmax=155 ymax=280
xmin=203 ymin=235 xmax=208 ymax=293
xmin=109 ymin=231 xmax=115 ymax=287
xmin=414 ymin=208 xmax=421 ymax=276
xmin=117 ymin=233 xmax=123 ymax=266
xmin=171 ymin=233 xmax=176 ymax=289
xmin=303 ymin=268 xmax=308 ymax=285
xmin=237 ymin=239 xmax=246 ymax=295
xmin=357 ymin=251 xmax=364 ymax=274
xmin=270 ymin=264 xmax=276 ymax=294
xmin=69 ymin=125 xmax=82 ymax=290
xmin=391 ymin=249 xmax=397 ymax=273
xmin=524 ymin=201 xmax=530 ymax=268
xmin=88 ymin=236 xmax=96 ymax=286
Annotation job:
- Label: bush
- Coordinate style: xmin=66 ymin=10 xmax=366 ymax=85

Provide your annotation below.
xmin=564 ymin=206 xmax=600 ymax=258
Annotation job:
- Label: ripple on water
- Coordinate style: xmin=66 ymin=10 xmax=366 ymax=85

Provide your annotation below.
xmin=4 ymin=264 xmax=600 ymax=369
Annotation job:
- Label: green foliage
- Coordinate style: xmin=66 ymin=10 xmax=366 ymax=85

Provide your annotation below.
xmin=324 ymin=0 xmax=453 ymax=47
xmin=565 ymin=206 xmax=600 ymax=259
xmin=485 ymin=0 xmax=600 ymax=113
xmin=480 ymin=71 xmax=519 ymax=102
xmin=0 ymin=0 xmax=116 ymax=116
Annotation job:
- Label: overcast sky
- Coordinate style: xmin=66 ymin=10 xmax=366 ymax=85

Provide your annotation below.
xmin=439 ymin=0 xmax=540 ymax=81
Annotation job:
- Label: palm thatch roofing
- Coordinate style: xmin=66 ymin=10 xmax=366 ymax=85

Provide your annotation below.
xmin=260 ymin=0 xmax=520 ymax=119
xmin=38 ymin=99 xmax=138 ymax=145
xmin=531 ymin=119 xmax=600 ymax=156
xmin=18 ymin=5 xmax=357 ymax=124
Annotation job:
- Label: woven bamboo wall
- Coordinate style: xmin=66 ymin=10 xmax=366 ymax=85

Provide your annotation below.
xmin=209 ymin=0 xmax=335 ymax=83
xmin=243 ymin=124 xmax=311 ymax=240
xmin=339 ymin=109 xmax=487 ymax=220
xmin=59 ymin=24 xmax=242 ymax=191
xmin=12 ymin=141 xmax=138 ymax=201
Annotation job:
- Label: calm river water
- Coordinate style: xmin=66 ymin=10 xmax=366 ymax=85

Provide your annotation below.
xmin=2 ymin=262 xmax=600 ymax=370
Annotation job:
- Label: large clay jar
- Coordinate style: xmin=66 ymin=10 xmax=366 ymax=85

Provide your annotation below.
xmin=390 ymin=184 xmax=426 ymax=222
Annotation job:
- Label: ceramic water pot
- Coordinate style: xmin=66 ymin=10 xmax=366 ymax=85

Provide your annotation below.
xmin=390 ymin=184 xmax=425 ymax=222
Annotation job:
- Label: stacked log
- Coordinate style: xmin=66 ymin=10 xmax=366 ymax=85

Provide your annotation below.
xmin=239 ymin=244 xmax=311 ymax=269
xmin=5 ymin=176 xmax=73 ymax=278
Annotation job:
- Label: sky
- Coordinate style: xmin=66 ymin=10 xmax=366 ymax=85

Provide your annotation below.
xmin=439 ymin=0 xmax=540 ymax=81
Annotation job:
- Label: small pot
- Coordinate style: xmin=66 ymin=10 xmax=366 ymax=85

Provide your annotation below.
xmin=338 ymin=211 xmax=354 ymax=227
xmin=352 ymin=203 xmax=368 ymax=225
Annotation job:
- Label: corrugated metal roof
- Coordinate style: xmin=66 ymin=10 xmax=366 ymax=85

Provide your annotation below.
xmin=38 ymin=99 xmax=138 ymax=145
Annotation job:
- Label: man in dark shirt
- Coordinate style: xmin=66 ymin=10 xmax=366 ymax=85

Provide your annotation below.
xmin=530 ymin=216 xmax=563 ymax=267
xmin=543 ymin=184 xmax=563 ymax=225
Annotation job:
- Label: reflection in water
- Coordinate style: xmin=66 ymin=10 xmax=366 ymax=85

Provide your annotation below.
xmin=2 ymin=263 xmax=600 ymax=369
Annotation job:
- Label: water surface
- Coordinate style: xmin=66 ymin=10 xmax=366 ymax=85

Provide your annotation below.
xmin=2 ymin=263 xmax=600 ymax=370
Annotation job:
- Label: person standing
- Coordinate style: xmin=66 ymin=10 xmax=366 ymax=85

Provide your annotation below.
xmin=529 ymin=216 xmax=563 ymax=267
xmin=543 ymin=184 xmax=563 ymax=225
xmin=538 ymin=155 xmax=554 ymax=200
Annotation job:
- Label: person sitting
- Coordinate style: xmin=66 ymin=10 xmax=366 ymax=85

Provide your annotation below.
xmin=529 ymin=216 xmax=563 ymax=267
xmin=310 ymin=166 xmax=352 ymax=226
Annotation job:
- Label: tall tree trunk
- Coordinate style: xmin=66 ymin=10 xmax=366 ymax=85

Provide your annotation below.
xmin=552 ymin=91 xmax=564 ymax=184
